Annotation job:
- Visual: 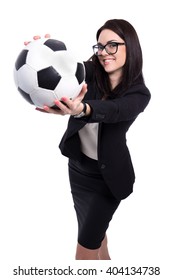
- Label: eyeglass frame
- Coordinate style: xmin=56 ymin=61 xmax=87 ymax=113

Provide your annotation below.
xmin=92 ymin=41 xmax=125 ymax=56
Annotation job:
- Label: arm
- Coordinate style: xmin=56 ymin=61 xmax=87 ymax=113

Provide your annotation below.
xmin=85 ymin=84 xmax=151 ymax=123
xmin=40 ymin=83 xmax=150 ymax=123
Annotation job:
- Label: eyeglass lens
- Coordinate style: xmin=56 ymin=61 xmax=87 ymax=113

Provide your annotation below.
xmin=94 ymin=42 xmax=118 ymax=55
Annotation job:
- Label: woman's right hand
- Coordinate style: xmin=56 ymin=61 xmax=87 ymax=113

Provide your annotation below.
xmin=35 ymin=83 xmax=88 ymax=116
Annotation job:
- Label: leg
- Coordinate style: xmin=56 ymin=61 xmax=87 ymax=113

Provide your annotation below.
xmin=75 ymin=234 xmax=111 ymax=260
xmin=75 ymin=243 xmax=100 ymax=260
xmin=98 ymin=234 xmax=111 ymax=260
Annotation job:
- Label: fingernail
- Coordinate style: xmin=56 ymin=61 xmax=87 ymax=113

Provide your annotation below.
xmin=24 ymin=41 xmax=31 ymax=46
xmin=43 ymin=105 xmax=49 ymax=111
xmin=33 ymin=35 xmax=41 ymax=40
xmin=45 ymin=34 xmax=50 ymax=38
xmin=55 ymin=100 xmax=60 ymax=105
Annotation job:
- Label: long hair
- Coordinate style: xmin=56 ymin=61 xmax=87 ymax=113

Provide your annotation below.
xmin=91 ymin=19 xmax=145 ymax=98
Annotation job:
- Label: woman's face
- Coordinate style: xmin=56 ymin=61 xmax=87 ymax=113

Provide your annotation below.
xmin=97 ymin=29 xmax=126 ymax=83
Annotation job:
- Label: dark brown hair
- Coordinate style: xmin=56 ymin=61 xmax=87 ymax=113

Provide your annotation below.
xmin=91 ymin=19 xmax=145 ymax=98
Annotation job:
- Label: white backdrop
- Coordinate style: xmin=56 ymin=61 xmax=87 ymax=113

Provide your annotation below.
xmin=0 ymin=0 xmax=172 ymax=279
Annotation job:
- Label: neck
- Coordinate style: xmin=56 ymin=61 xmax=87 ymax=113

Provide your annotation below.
xmin=109 ymin=70 xmax=122 ymax=90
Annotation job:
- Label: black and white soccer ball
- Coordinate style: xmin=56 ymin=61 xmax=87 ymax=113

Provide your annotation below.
xmin=13 ymin=38 xmax=85 ymax=108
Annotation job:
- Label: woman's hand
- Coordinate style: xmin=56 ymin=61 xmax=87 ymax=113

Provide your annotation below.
xmin=24 ymin=34 xmax=50 ymax=46
xmin=35 ymin=83 xmax=89 ymax=116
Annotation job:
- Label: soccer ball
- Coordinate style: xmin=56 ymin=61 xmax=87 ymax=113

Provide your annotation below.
xmin=13 ymin=38 xmax=85 ymax=108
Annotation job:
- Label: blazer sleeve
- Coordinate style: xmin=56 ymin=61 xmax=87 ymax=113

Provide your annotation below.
xmin=85 ymin=84 xmax=151 ymax=123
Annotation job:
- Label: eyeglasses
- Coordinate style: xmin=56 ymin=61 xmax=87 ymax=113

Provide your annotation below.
xmin=92 ymin=41 xmax=125 ymax=56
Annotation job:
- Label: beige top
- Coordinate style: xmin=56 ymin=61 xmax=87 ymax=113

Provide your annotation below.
xmin=78 ymin=123 xmax=99 ymax=160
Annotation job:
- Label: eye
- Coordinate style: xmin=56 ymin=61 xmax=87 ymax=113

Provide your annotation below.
xmin=97 ymin=44 xmax=104 ymax=50
xmin=108 ymin=42 xmax=117 ymax=48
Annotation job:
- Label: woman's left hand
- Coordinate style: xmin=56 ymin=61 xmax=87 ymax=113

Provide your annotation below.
xmin=36 ymin=83 xmax=88 ymax=116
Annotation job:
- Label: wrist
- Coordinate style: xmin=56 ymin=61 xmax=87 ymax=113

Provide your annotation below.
xmin=73 ymin=101 xmax=90 ymax=118
xmin=85 ymin=103 xmax=91 ymax=116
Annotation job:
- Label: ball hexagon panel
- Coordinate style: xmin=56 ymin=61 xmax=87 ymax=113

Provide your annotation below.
xmin=26 ymin=44 xmax=55 ymax=71
xmin=54 ymin=75 xmax=84 ymax=100
xmin=52 ymin=51 xmax=78 ymax=76
xmin=14 ymin=64 xmax=38 ymax=93
xmin=30 ymin=88 xmax=56 ymax=108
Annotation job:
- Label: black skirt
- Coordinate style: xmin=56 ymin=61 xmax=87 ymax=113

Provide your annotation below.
xmin=68 ymin=154 xmax=121 ymax=250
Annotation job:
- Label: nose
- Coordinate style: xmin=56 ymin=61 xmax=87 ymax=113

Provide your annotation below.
xmin=101 ymin=48 xmax=108 ymax=55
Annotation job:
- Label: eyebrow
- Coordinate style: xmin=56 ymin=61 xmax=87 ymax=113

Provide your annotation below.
xmin=97 ymin=40 xmax=119 ymax=45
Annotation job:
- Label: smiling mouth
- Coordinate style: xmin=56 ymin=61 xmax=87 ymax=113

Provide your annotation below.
xmin=103 ymin=58 xmax=115 ymax=65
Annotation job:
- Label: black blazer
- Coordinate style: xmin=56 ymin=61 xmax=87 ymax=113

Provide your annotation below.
xmin=59 ymin=62 xmax=151 ymax=200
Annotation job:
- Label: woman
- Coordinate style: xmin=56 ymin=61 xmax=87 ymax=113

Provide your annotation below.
xmin=35 ymin=19 xmax=151 ymax=260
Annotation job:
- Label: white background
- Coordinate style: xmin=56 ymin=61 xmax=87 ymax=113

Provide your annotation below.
xmin=0 ymin=0 xmax=172 ymax=279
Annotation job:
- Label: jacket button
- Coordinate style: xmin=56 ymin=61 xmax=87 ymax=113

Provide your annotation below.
xmin=95 ymin=114 xmax=105 ymax=120
xmin=101 ymin=164 xmax=106 ymax=169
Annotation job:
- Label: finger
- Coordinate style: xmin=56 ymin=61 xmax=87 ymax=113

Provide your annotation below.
xmin=45 ymin=34 xmax=51 ymax=38
xmin=43 ymin=105 xmax=55 ymax=113
xmin=24 ymin=34 xmax=49 ymax=46
xmin=36 ymin=105 xmax=54 ymax=113
xmin=35 ymin=107 xmax=49 ymax=113
xmin=54 ymin=99 xmax=71 ymax=112
xmin=76 ymin=83 xmax=88 ymax=100
xmin=82 ymin=83 xmax=88 ymax=93
xmin=43 ymin=105 xmax=65 ymax=115
xmin=33 ymin=35 xmax=41 ymax=40
xmin=24 ymin=41 xmax=31 ymax=46
xmin=57 ymin=98 xmax=72 ymax=110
